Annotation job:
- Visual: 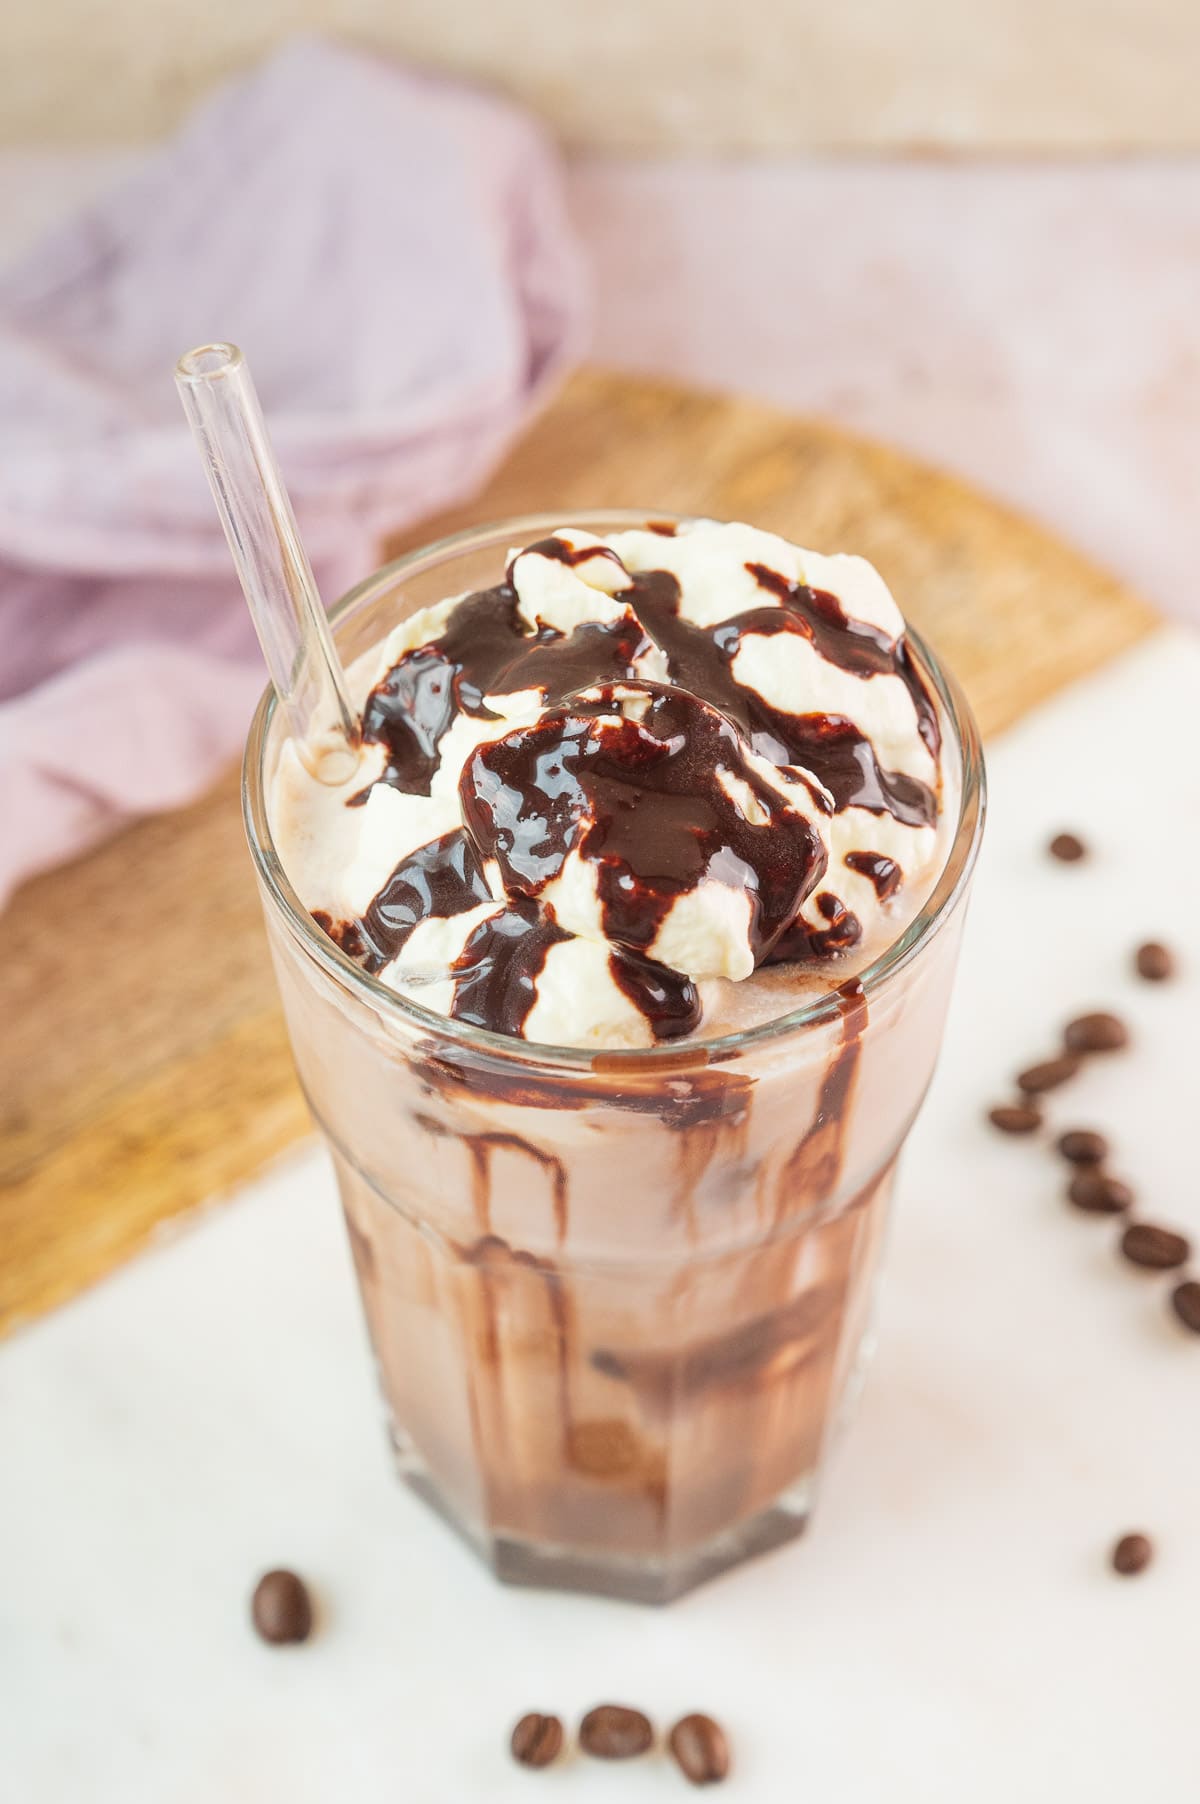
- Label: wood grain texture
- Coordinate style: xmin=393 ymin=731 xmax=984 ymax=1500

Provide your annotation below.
xmin=0 ymin=369 xmax=1158 ymax=1337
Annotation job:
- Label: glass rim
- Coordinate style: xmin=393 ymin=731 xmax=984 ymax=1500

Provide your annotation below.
xmin=243 ymin=509 xmax=986 ymax=1072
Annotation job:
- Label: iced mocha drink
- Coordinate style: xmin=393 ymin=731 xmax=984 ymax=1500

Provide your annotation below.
xmin=248 ymin=516 xmax=982 ymax=1600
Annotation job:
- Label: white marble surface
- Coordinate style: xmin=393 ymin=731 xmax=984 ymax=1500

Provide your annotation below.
xmin=3 ymin=628 xmax=1198 ymax=1802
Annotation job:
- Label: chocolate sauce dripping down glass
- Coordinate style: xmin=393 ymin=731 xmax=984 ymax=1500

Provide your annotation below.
xmin=592 ymin=1283 xmax=837 ymax=1406
xmin=778 ymin=978 xmax=869 ymax=1204
xmin=592 ymin=977 xmax=872 ymax=1403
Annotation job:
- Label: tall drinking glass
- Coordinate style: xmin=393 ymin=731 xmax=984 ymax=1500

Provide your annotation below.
xmin=243 ymin=514 xmax=984 ymax=1603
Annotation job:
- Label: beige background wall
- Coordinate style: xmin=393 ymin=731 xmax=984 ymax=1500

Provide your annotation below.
xmin=4 ymin=0 xmax=1200 ymax=149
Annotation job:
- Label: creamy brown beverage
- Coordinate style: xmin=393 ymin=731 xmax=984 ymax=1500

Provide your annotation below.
xmin=248 ymin=515 xmax=983 ymax=1601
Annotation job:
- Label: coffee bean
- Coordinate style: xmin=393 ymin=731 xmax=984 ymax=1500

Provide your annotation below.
xmin=1169 ymin=1280 xmax=1200 ymax=1334
xmin=1056 ymin=1129 xmax=1108 ymax=1165
xmin=988 ymin=1104 xmax=1042 ymax=1134
xmin=1063 ymin=1012 xmax=1129 ymax=1054
xmin=579 ymin=1704 xmax=654 ymax=1760
xmin=1135 ymin=941 xmax=1175 ymax=982
xmin=1017 ymin=1056 xmax=1080 ymax=1094
xmin=1112 ymin=1532 xmax=1153 ymax=1576
xmin=510 ymin=1713 xmax=564 ymax=1769
xmin=668 ymin=1714 xmax=730 ymax=1787
xmin=1120 ymin=1222 xmax=1191 ymax=1270
xmin=1048 ymin=832 xmax=1087 ymax=862
xmin=1067 ymin=1171 xmax=1133 ymax=1215
xmin=250 ymin=1569 xmax=313 ymax=1645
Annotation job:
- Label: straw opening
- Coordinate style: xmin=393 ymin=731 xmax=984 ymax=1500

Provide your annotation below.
xmin=176 ymin=342 xmax=241 ymax=383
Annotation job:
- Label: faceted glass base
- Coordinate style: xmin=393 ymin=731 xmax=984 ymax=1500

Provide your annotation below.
xmin=391 ymin=1425 xmax=812 ymax=1605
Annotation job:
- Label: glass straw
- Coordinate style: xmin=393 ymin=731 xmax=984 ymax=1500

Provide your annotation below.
xmin=175 ymin=342 xmax=359 ymax=784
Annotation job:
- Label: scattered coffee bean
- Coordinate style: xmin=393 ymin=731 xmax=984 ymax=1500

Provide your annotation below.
xmin=1017 ymin=1055 xmax=1080 ymax=1095
xmin=1135 ymin=941 xmax=1175 ymax=982
xmin=250 ymin=1569 xmax=313 ymax=1645
xmin=1063 ymin=1012 xmax=1129 ymax=1054
xmin=1119 ymin=1222 xmax=1191 ymax=1270
xmin=1048 ymin=832 xmax=1087 ymax=863
xmin=510 ymin=1713 xmax=565 ymax=1769
xmin=1169 ymin=1280 xmax=1200 ymax=1334
xmin=579 ymin=1704 xmax=654 ymax=1760
xmin=1067 ymin=1171 xmax=1133 ymax=1215
xmin=988 ymin=1103 xmax=1042 ymax=1134
xmin=1112 ymin=1532 xmax=1154 ymax=1576
xmin=668 ymin=1714 xmax=730 ymax=1787
xmin=1056 ymin=1128 xmax=1108 ymax=1165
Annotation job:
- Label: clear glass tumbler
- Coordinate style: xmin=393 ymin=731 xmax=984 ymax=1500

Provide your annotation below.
xmin=243 ymin=514 xmax=985 ymax=1603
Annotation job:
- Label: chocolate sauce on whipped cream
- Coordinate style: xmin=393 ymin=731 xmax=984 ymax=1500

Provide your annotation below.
xmin=360 ymin=579 xmax=651 ymax=795
xmin=626 ymin=564 xmax=937 ymax=824
xmin=460 ymin=684 xmax=826 ymax=964
xmin=341 ymin=831 xmax=492 ymax=971
xmin=844 ymin=850 xmax=902 ymax=900
xmin=448 ymin=903 xmax=571 ymax=1036
xmin=606 ymin=947 xmax=702 ymax=1040
xmin=298 ymin=524 xmax=946 ymax=1044
xmin=744 ymin=562 xmax=940 ymax=759
xmin=447 ymin=900 xmax=699 ymax=1041
xmin=767 ymin=890 xmax=864 ymax=963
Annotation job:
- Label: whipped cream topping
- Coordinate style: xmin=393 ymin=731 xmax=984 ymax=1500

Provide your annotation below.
xmin=269 ymin=520 xmax=950 ymax=1047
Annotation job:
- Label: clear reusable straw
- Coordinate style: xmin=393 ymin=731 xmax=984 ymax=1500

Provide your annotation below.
xmin=175 ymin=342 xmax=359 ymax=784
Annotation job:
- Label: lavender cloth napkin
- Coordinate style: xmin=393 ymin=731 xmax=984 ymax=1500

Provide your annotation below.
xmin=0 ymin=37 xmax=587 ymax=908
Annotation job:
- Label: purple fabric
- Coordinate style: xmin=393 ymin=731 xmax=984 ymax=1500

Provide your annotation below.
xmin=0 ymin=37 xmax=587 ymax=905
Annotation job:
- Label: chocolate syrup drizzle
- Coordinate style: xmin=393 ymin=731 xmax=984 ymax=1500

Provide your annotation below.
xmin=315 ymin=532 xmax=938 ymax=1042
xmin=843 ymin=850 xmax=902 ymax=901
xmin=359 ymin=573 xmax=651 ymax=796
xmin=744 ymin=563 xmax=940 ymax=763
xmin=606 ymin=945 xmax=701 ymax=1041
xmin=440 ymin=900 xmax=698 ymax=1041
xmin=349 ymin=830 xmax=492 ymax=971
xmin=460 ymin=683 xmax=826 ymax=967
xmin=511 ymin=536 xmax=629 ymax=580
xmin=625 ymin=564 xmax=938 ymax=824
xmin=447 ymin=902 xmax=571 ymax=1036
xmin=767 ymin=890 xmax=863 ymax=964
xmin=470 ymin=1139 xmax=567 ymax=1243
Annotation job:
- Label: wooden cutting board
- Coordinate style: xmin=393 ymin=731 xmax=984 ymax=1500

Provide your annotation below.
xmin=0 ymin=368 xmax=1158 ymax=1338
